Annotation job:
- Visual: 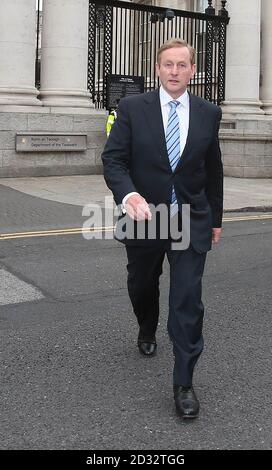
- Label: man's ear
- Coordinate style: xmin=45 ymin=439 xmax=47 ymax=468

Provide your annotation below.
xmin=191 ymin=64 xmax=196 ymax=79
xmin=155 ymin=62 xmax=160 ymax=78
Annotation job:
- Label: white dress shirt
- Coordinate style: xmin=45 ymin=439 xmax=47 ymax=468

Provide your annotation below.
xmin=160 ymin=86 xmax=189 ymax=156
xmin=122 ymin=86 xmax=190 ymax=208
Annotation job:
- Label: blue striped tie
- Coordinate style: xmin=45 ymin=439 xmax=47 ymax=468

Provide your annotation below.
xmin=166 ymin=100 xmax=180 ymax=217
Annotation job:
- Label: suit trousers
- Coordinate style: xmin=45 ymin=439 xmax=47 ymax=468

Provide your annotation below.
xmin=126 ymin=241 xmax=207 ymax=387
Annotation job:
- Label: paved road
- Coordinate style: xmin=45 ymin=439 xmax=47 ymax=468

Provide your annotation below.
xmin=0 ymin=185 xmax=271 ymax=449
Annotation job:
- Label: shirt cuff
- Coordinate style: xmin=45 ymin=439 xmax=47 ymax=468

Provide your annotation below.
xmin=122 ymin=192 xmax=139 ymax=214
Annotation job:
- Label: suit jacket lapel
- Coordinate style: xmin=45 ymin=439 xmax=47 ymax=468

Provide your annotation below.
xmin=175 ymin=92 xmax=205 ymax=171
xmin=142 ymin=89 xmax=170 ymax=169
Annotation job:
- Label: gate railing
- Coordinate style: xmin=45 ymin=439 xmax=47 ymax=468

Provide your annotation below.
xmin=88 ymin=0 xmax=229 ymax=109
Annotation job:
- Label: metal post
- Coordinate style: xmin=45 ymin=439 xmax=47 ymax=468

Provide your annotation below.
xmin=204 ymin=1 xmax=215 ymax=102
xmin=103 ymin=5 xmax=113 ymax=108
xmin=88 ymin=1 xmax=97 ymax=105
xmin=219 ymin=1 xmax=228 ymax=18
xmin=205 ymin=1 xmax=215 ymax=16
xmin=218 ymin=2 xmax=229 ymax=103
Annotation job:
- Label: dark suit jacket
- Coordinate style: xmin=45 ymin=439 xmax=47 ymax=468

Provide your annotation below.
xmin=102 ymin=89 xmax=223 ymax=253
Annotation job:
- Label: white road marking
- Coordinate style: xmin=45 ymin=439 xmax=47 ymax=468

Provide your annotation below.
xmin=0 ymin=269 xmax=44 ymax=305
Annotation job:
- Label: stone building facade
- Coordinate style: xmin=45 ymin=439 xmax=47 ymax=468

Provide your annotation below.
xmin=0 ymin=0 xmax=271 ymax=177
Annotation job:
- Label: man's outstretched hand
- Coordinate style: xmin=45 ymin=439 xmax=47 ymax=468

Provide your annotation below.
xmin=124 ymin=199 xmax=222 ymax=241
xmin=124 ymin=194 xmax=152 ymax=221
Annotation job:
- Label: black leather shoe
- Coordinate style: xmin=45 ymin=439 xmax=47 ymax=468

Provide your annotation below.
xmin=137 ymin=339 xmax=157 ymax=357
xmin=173 ymin=385 xmax=199 ymax=419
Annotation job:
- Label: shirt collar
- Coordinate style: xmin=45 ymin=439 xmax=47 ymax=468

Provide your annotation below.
xmin=159 ymin=86 xmax=189 ymax=108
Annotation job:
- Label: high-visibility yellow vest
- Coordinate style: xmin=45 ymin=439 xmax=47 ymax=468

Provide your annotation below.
xmin=106 ymin=110 xmax=117 ymax=137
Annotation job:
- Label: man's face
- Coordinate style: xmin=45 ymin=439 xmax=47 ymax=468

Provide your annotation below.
xmin=156 ymin=46 xmax=196 ymax=98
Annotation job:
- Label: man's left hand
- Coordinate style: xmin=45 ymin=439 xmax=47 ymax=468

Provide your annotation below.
xmin=212 ymin=228 xmax=222 ymax=244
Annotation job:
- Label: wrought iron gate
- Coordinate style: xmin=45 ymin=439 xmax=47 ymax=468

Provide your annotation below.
xmin=88 ymin=0 xmax=229 ymax=109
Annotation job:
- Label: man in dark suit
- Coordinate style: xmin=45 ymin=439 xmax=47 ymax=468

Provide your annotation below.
xmin=102 ymin=38 xmax=223 ymax=419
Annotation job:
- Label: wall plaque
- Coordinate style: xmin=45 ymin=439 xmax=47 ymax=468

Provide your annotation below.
xmin=16 ymin=133 xmax=87 ymax=152
xmin=106 ymin=74 xmax=144 ymax=110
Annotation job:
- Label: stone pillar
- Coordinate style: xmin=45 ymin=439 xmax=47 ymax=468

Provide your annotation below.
xmin=260 ymin=0 xmax=272 ymax=114
xmin=222 ymin=0 xmax=264 ymax=114
xmin=0 ymin=0 xmax=41 ymax=107
xmin=39 ymin=0 xmax=92 ymax=108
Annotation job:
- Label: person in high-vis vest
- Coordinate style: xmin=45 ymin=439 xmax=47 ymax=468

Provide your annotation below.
xmin=106 ymin=108 xmax=117 ymax=137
